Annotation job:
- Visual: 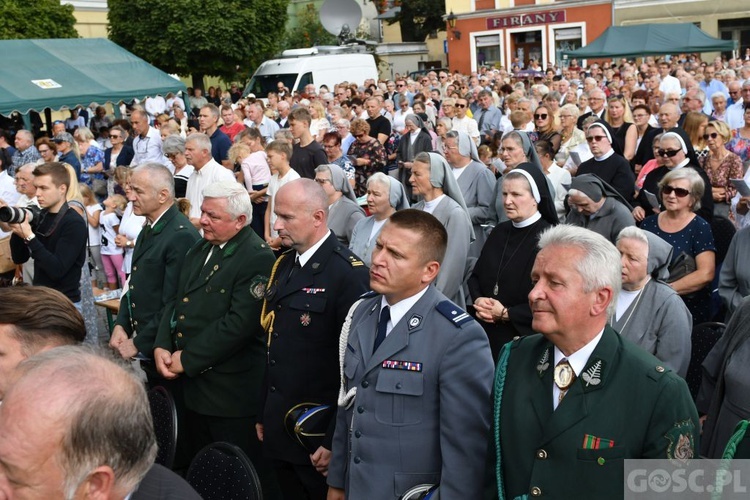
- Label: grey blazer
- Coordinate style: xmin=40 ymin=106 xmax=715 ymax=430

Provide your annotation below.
xmin=327 ymin=286 xmax=494 ymax=499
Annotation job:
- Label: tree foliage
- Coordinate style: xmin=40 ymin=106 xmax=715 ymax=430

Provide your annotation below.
xmin=284 ymin=4 xmax=339 ymax=50
xmin=108 ymin=0 xmax=288 ymax=83
xmin=390 ymin=0 xmax=445 ymax=43
xmin=0 ymin=0 xmax=78 ymax=39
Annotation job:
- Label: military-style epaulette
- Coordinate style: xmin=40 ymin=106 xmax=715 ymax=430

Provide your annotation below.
xmin=334 ymin=246 xmax=365 ymax=267
xmin=436 ymin=300 xmax=472 ymax=327
xmin=646 ymin=363 xmax=672 ymax=382
xmin=359 ymin=290 xmax=378 ymax=299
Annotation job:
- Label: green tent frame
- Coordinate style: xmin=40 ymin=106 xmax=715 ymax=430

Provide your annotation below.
xmin=561 ymin=23 xmax=737 ymax=59
xmin=0 ymin=38 xmax=185 ymax=116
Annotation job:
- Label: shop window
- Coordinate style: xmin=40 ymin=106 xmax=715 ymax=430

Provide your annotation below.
xmin=719 ymin=17 xmax=750 ymax=59
xmin=554 ymin=27 xmax=582 ymax=67
xmin=475 ymin=34 xmax=502 ymax=68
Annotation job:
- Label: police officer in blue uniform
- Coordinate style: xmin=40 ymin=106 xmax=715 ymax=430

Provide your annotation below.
xmin=327 ymin=209 xmax=495 ymax=500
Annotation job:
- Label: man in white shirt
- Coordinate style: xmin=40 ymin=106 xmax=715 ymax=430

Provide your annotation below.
xmin=144 ymin=96 xmax=167 ymax=123
xmin=130 ymin=109 xmax=165 ymax=167
xmin=451 ymin=97 xmax=480 ymax=145
xmin=726 ymin=80 xmax=750 ymax=129
xmin=184 ymin=133 xmax=235 ymax=228
xmin=657 ymin=62 xmax=681 ymax=96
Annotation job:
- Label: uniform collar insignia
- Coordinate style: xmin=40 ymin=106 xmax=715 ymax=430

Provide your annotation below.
xmin=581 ymin=358 xmax=605 ymax=390
xmin=537 ymin=347 xmax=550 ymax=377
xmin=408 ymin=314 xmax=422 ymax=330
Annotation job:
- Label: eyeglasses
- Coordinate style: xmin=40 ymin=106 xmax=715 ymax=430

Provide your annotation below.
xmin=586 ymin=135 xmax=606 ymax=143
xmin=559 ymin=114 xmax=572 ymax=119
xmin=165 ymin=153 xmax=180 ymax=160
xmin=443 ymin=145 xmax=459 ymax=151
xmin=455 ymin=104 xmax=467 ymax=108
xmin=314 ymin=178 xmax=331 ymax=184
xmin=657 ymin=149 xmax=681 ymax=158
xmin=534 ymin=113 xmax=548 ymax=120
xmin=38 ymin=148 xmax=50 ymax=153
xmin=702 ymin=132 xmax=719 ymax=140
xmin=397 ymin=84 xmax=405 ymax=88
xmin=354 ymin=134 xmax=365 ymax=139
xmin=110 ymin=134 xmax=121 ymax=139
xmin=661 ymin=185 xmax=690 ymax=197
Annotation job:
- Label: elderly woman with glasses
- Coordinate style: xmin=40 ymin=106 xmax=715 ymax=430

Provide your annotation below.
xmin=635 ymin=131 xmax=715 ymax=224
xmin=347 ymin=119 xmax=387 ymax=197
xmin=162 ymin=135 xmax=194 ymax=199
xmin=699 ymin=120 xmax=744 ymax=221
xmin=314 ymin=163 xmax=365 ymax=246
xmin=641 ymin=168 xmax=716 ymax=323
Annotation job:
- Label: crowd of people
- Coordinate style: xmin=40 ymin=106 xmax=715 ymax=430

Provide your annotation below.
xmin=1 ymin=51 xmax=750 ymax=498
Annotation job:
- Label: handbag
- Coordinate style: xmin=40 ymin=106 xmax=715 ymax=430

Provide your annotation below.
xmin=667 ymin=251 xmax=697 ymax=283
xmin=283 ymin=402 xmax=334 ymax=454
xmin=0 ymin=236 xmax=16 ymax=274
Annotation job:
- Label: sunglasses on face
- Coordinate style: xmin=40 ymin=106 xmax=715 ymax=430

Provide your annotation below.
xmin=657 ymin=149 xmax=681 ymax=158
xmin=586 ymin=135 xmax=606 ymax=143
xmin=662 ymin=185 xmax=690 ymax=197
xmin=455 ymin=104 xmax=467 ymax=108
xmin=702 ymin=132 xmax=719 ymax=140
xmin=534 ymin=113 xmax=548 ymax=120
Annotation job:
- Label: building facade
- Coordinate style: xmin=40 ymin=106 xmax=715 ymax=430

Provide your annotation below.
xmin=444 ymin=0 xmax=613 ymax=73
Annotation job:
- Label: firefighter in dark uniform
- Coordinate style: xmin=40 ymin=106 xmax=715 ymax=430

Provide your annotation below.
xmin=258 ymin=179 xmax=369 ymax=500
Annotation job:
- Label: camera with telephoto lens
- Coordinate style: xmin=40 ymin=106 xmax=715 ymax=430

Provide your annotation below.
xmin=0 ymin=205 xmax=42 ymax=229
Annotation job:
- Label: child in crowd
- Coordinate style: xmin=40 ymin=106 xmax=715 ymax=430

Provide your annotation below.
xmin=80 ymin=185 xmax=107 ymax=288
xmin=264 ymin=140 xmax=300 ymax=251
xmin=100 ymin=194 xmax=128 ymax=290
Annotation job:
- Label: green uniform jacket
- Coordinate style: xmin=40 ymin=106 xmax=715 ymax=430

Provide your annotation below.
xmin=115 ymin=204 xmax=200 ymax=355
xmin=495 ymin=326 xmax=699 ymax=500
xmin=154 ymin=226 xmax=275 ymax=418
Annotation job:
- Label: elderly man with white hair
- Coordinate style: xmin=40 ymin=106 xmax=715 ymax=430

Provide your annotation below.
xmin=10 ymin=129 xmax=40 ymax=176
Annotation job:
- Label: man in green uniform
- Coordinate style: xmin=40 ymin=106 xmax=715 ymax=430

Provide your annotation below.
xmin=492 ymin=225 xmax=699 ymax=500
xmin=110 ymin=163 xmax=200 ymax=374
xmin=153 ymin=181 xmax=277 ymax=497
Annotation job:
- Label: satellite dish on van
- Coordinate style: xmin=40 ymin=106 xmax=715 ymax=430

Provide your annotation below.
xmin=320 ymin=0 xmax=362 ymax=43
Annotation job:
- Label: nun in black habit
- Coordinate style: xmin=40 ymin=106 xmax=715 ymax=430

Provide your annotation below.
xmin=469 ymin=162 xmax=559 ymax=361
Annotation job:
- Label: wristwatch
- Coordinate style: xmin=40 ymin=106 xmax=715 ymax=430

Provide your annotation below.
xmin=24 ymin=233 xmax=36 ymax=243
xmin=126 ymin=240 xmax=134 ymax=248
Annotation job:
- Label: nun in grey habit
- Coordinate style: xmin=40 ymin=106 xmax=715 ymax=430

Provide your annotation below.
xmin=446 ymin=130 xmax=497 ymax=258
xmin=411 ymin=151 xmax=474 ymax=308
xmin=611 ymin=226 xmax=692 ymax=377
xmin=564 ymin=174 xmax=635 ymax=245
xmin=315 ymin=163 xmax=365 ymax=246
xmin=348 ymin=172 xmax=410 ymax=267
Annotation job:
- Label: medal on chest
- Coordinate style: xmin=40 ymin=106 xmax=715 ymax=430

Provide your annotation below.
xmin=554 ymin=361 xmax=575 ymax=390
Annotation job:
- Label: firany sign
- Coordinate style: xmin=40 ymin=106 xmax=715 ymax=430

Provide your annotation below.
xmin=486 ymin=10 xmax=566 ymax=30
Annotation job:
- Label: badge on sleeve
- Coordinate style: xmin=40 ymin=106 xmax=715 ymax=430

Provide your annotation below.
xmin=665 ymin=420 xmax=696 ymax=463
xmin=249 ymin=276 xmax=269 ymax=300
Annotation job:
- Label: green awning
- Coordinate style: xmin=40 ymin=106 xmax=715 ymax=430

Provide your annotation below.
xmin=0 ymin=38 xmax=186 ymax=115
xmin=561 ymin=23 xmax=737 ymax=59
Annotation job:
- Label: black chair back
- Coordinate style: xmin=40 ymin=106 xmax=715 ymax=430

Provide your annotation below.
xmin=147 ymin=385 xmax=177 ymax=469
xmin=186 ymin=442 xmax=262 ymax=500
xmin=686 ymin=322 xmax=726 ymax=400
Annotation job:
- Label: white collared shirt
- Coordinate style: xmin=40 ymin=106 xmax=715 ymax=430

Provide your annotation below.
xmin=379 ymin=286 xmax=430 ymax=338
xmin=296 ymin=230 xmax=332 ymax=267
xmin=552 ymin=328 xmax=604 ymax=409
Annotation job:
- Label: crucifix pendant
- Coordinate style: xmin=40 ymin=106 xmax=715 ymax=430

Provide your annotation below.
xmin=493 ymin=284 xmax=499 ymax=296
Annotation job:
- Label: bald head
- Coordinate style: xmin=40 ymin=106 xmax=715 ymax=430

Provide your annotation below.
xmin=0 ymin=346 xmax=156 ymax=498
xmin=273 ymin=179 xmax=330 ymax=253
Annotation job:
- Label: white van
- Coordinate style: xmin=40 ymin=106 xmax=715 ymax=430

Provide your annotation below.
xmin=243 ymin=46 xmax=378 ymax=97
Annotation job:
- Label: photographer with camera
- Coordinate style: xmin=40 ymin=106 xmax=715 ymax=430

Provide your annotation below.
xmin=0 ymin=163 xmax=38 ymax=283
xmin=7 ymin=162 xmax=87 ymax=304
